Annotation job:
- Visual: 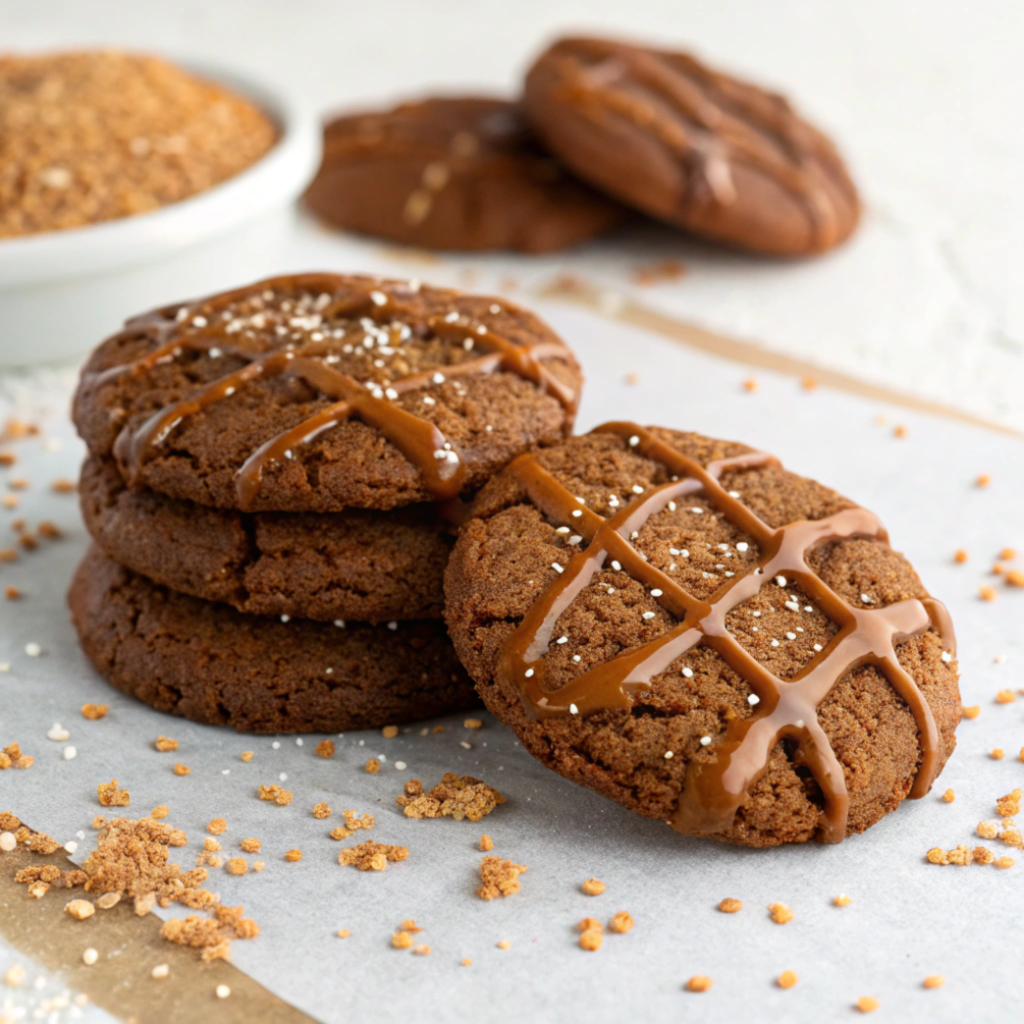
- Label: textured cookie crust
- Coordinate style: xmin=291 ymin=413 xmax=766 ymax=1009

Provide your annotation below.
xmin=70 ymin=547 xmax=478 ymax=734
xmin=524 ymin=37 xmax=860 ymax=256
xmin=80 ymin=455 xmax=451 ymax=623
xmin=305 ymin=97 xmax=624 ymax=253
xmin=72 ymin=273 xmax=582 ymax=512
xmin=445 ymin=428 xmax=961 ymax=847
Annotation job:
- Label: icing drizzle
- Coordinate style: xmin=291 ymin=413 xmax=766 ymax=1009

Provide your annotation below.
xmin=85 ymin=274 xmax=578 ymax=508
xmin=495 ymin=423 xmax=955 ymax=843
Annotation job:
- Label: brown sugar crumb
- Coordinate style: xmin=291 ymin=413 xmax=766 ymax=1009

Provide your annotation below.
xmin=392 ymin=930 xmax=414 ymax=949
xmin=315 ymin=740 xmax=334 ymax=759
xmin=479 ymin=834 xmax=494 ymax=852
xmin=717 ymin=897 xmax=743 ymax=913
xmin=979 ymin=585 xmax=998 ymax=602
xmin=991 ymin=748 xmax=1005 ymax=760
xmin=154 ymin=737 xmax=179 ymax=752
xmin=768 ymin=902 xmax=793 ymax=925
xmin=257 ymin=785 xmax=292 ymax=806
xmin=413 ymin=944 xmax=431 ymax=956
xmin=400 ymin=919 xmax=422 ymax=933
xmin=954 ymin=549 xmax=969 ymax=564
xmin=923 ymin=975 xmax=945 ymax=989
xmin=942 ymin=789 xmax=956 ymax=803
xmin=609 ymin=911 xmax=634 ymax=934
xmin=253 ymin=861 xmax=265 ymax=873
xmin=996 ymin=689 xmax=1017 ymax=704
xmin=0 ymin=548 xmax=17 ymax=564
xmin=995 ymin=856 xmax=1015 ymax=869
xmin=312 ymin=802 xmax=332 ymax=820
xmin=284 ymin=849 xmax=302 ymax=862
xmin=396 ymin=773 xmax=505 ymax=822
xmin=962 ymin=705 xmax=981 ymax=719
xmin=996 ymin=789 xmax=1022 ymax=817
xmin=1 ymin=743 xmax=34 ymax=769
xmin=973 ymin=847 xmax=996 ymax=865
xmin=976 ymin=473 xmax=992 ymax=488
xmin=37 ymin=521 xmax=61 ymax=539
xmin=461 ymin=958 xmax=472 ymax=966
xmin=97 ymin=779 xmax=130 ymax=807
xmin=496 ymin=939 xmax=511 ymax=950
xmin=65 ymin=899 xmax=96 ymax=920
xmin=338 ymin=841 xmax=409 ymax=872
xmin=893 ymin=425 xmax=908 ymax=439
xmin=833 ymin=894 xmax=853 ymax=907
xmin=1001 ymin=547 xmax=1018 ymax=560
xmin=581 ymin=877 xmax=606 ymax=896
xmin=742 ymin=378 xmax=759 ymax=393
xmin=337 ymin=929 xmax=351 ymax=938
xmin=464 ymin=718 xmax=484 ymax=730
xmin=477 ymin=856 xmax=527 ymax=900
xmin=579 ymin=928 xmax=602 ymax=951
xmin=96 ymin=892 xmax=121 ymax=910
xmin=151 ymin=806 xmax=169 ymax=820
xmin=686 ymin=976 xmax=712 ymax=993
xmin=365 ymin=758 xmax=381 ymax=773
xmin=381 ymin=725 xmax=399 ymax=739
xmin=856 ymin=996 xmax=880 ymax=1013
xmin=173 ymin=763 xmax=190 ymax=776
xmin=5 ymin=586 xmax=22 ymax=600
xmin=81 ymin=704 xmax=108 ymax=720
xmin=240 ymin=838 xmax=261 ymax=854
xmin=203 ymin=838 xmax=221 ymax=853
xmin=778 ymin=970 xmax=799 ymax=989
xmin=1006 ymin=569 xmax=1024 ymax=587
xmin=207 ymin=818 xmax=227 ymax=836
xmin=240 ymin=751 xmax=254 ymax=763
xmin=52 ymin=477 xmax=76 ymax=493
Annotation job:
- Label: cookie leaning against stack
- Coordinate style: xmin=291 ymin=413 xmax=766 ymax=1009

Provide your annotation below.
xmin=69 ymin=273 xmax=583 ymax=733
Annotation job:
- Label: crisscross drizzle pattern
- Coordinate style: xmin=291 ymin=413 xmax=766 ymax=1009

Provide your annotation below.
xmin=495 ymin=422 xmax=955 ymax=843
xmin=85 ymin=273 xmax=578 ymax=508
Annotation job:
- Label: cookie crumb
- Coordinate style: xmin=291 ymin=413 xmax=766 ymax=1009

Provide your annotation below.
xmin=225 ymin=859 xmax=248 ymax=876
xmin=461 ymin=958 xmax=472 ymax=966
xmin=312 ymin=802 xmax=332 ymax=819
xmin=315 ymin=740 xmax=334 ymax=759
xmin=477 ymin=856 xmax=526 ymax=900
xmin=464 ymin=718 xmax=483 ymax=730
xmin=778 ymin=970 xmax=798 ymax=989
xmin=962 ymin=705 xmax=981 ymax=719
xmin=953 ymin=549 xmax=968 ymax=564
xmin=253 ymin=861 xmax=265 ymax=872
xmin=609 ymin=911 xmax=634 ymax=934
xmin=718 ymin=897 xmax=742 ymax=913
xmin=685 ymin=976 xmax=712 ymax=993
xmin=579 ymin=928 xmax=602 ymax=951
xmin=240 ymin=838 xmax=261 ymax=853
xmin=995 ymin=856 xmax=1015 ymax=869
xmin=992 ymin=748 xmax=1005 ymax=760
xmin=768 ymin=902 xmax=793 ymax=924
xmin=397 ymin=773 xmax=504 ymax=821
xmin=942 ymin=789 xmax=955 ymax=803
xmin=581 ymin=877 xmax=606 ymax=896
xmin=151 ymin=964 xmax=169 ymax=979
xmin=207 ymin=818 xmax=227 ymax=835
xmin=203 ymin=838 xmax=221 ymax=853
xmin=82 ymin=947 xmax=99 ymax=966
xmin=856 ymin=996 xmax=879 ymax=1013
xmin=284 ymin=849 xmax=302 ymax=862
xmin=497 ymin=939 xmax=511 ymax=950
xmin=257 ymin=784 xmax=292 ymax=805
xmin=979 ymin=585 xmax=998 ymax=602
xmin=241 ymin=751 xmax=254 ymax=762
xmin=365 ymin=758 xmax=381 ymax=773
xmin=65 ymin=899 xmax=95 ymax=920
xmin=833 ymin=894 xmax=852 ymax=907
xmin=479 ymin=834 xmax=494 ymax=851
xmin=81 ymin=703 xmax=108 ymax=720
xmin=151 ymin=806 xmax=169 ymax=820
xmin=923 ymin=975 xmax=945 ymax=989
xmin=337 ymin=929 xmax=350 ymax=938
xmin=413 ymin=944 xmax=431 ymax=956
xmin=97 ymin=780 xmax=129 ymax=807
xmin=154 ymin=737 xmax=179 ymax=752
xmin=392 ymin=931 xmax=414 ymax=949
xmin=338 ymin=841 xmax=408 ymax=871
xmin=381 ymin=725 xmax=399 ymax=739
xmin=996 ymin=689 xmax=1016 ymax=704
xmin=173 ymin=763 xmax=190 ymax=776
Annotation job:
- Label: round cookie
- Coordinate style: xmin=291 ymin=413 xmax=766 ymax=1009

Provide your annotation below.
xmin=444 ymin=424 xmax=961 ymax=847
xmin=69 ymin=547 xmax=479 ymax=734
xmin=523 ymin=37 xmax=860 ymax=256
xmin=72 ymin=273 xmax=582 ymax=513
xmin=79 ymin=455 xmax=451 ymax=623
xmin=304 ymin=97 xmax=624 ymax=253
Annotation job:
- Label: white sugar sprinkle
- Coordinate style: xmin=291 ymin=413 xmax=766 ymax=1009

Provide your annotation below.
xmin=785 ymin=632 xmax=796 ymax=640
xmin=941 ymin=651 xmax=952 ymax=663
xmin=569 ymin=704 xmax=579 ymax=715
xmin=813 ymin=644 xmax=823 ymax=652
xmin=771 ymin=639 xmax=780 ymax=647
xmin=25 ymin=642 xmax=41 ymax=657
xmin=682 ymin=668 xmax=693 ymax=678
xmin=525 ymin=668 xmax=535 ymax=678
xmin=63 ymin=746 xmax=77 ymax=760
xmin=775 ymin=576 xmax=787 ymax=587
xmin=664 ymin=751 xmax=674 ymax=759
xmin=47 ymin=724 xmax=69 ymax=742
xmin=736 ymin=542 xmax=749 ymax=552
xmin=700 ymin=736 xmax=712 ymax=747
xmin=861 ymin=594 xmax=874 ymax=604
xmin=395 ymin=761 xmax=407 ymax=771
xmin=748 ymin=694 xmax=760 ymax=705
xmin=556 ymin=636 xmax=568 ymax=645
xmin=552 ymin=563 xmax=564 ymax=574
xmin=651 ymin=589 xmax=663 ymax=597
xmin=642 ymin=611 xmax=656 ymax=620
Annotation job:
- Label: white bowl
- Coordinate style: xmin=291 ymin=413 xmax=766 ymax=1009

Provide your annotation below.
xmin=0 ymin=59 xmax=321 ymax=368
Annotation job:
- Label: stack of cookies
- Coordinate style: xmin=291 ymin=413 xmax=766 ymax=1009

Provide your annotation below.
xmin=69 ymin=273 xmax=582 ymax=734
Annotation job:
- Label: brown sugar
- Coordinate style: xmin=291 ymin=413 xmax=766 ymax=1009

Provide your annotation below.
xmin=396 ymin=773 xmax=505 ymax=821
xmin=579 ymin=929 xmax=602 ymax=951
xmin=718 ymin=897 xmax=743 ymax=913
xmin=609 ymin=911 xmax=634 ymax=934
xmin=479 ymin=834 xmax=494 ymax=852
xmin=284 ymin=850 xmax=302 ymax=862
xmin=581 ymin=877 xmax=606 ymax=896
xmin=312 ymin=802 xmax=332 ymax=819
xmin=0 ymin=50 xmax=277 ymax=238
xmin=207 ymin=818 xmax=227 ymax=835
xmin=97 ymin=779 xmax=130 ymax=807
xmin=685 ymin=976 xmax=712 ymax=993
xmin=81 ymin=703 xmax=108 ymax=721
xmin=315 ymin=740 xmax=335 ymax=759
xmin=155 ymin=737 xmax=179 ymax=752
xmin=778 ymin=971 xmax=799 ymax=989
xmin=768 ymin=902 xmax=794 ymax=924
xmin=257 ymin=785 xmax=292 ymax=806
xmin=338 ymin=841 xmax=408 ymax=872
xmin=365 ymin=758 xmax=381 ymax=773
xmin=240 ymin=838 xmax=261 ymax=854
xmin=477 ymin=856 xmax=526 ymax=900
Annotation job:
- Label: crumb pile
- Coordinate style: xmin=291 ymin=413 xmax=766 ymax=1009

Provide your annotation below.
xmin=396 ymin=773 xmax=505 ymax=821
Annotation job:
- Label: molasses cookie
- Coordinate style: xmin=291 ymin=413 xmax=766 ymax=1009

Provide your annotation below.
xmin=70 ymin=547 xmax=478 ymax=733
xmin=79 ymin=455 xmax=451 ymax=623
xmin=524 ymin=37 xmax=860 ymax=256
xmin=72 ymin=273 xmax=582 ymax=512
xmin=444 ymin=424 xmax=960 ymax=847
xmin=304 ymin=97 xmax=623 ymax=252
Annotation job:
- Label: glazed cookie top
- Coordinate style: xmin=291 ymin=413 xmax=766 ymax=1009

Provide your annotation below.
xmin=524 ymin=37 xmax=860 ymax=256
xmin=304 ymin=97 xmax=623 ymax=253
xmin=73 ymin=273 xmax=582 ymax=512
xmin=445 ymin=424 xmax=958 ymax=844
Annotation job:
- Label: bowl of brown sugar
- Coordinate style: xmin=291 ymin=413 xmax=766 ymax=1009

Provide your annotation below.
xmin=0 ymin=49 xmax=320 ymax=367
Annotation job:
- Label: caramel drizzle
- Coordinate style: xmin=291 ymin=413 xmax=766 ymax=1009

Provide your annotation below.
xmin=495 ymin=423 xmax=954 ymax=843
xmin=87 ymin=274 xmax=578 ymax=508
xmin=557 ymin=40 xmax=841 ymax=248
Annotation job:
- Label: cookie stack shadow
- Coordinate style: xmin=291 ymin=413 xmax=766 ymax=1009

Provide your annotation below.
xmin=68 ymin=273 xmax=583 ymax=734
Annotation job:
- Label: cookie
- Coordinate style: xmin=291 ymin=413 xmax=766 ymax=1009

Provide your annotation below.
xmin=79 ymin=455 xmax=451 ymax=623
xmin=69 ymin=547 xmax=478 ymax=733
xmin=524 ymin=37 xmax=860 ymax=256
xmin=304 ymin=97 xmax=624 ymax=252
xmin=72 ymin=273 xmax=582 ymax=513
xmin=444 ymin=424 xmax=960 ymax=847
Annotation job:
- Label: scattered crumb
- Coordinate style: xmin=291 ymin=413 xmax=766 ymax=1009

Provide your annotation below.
xmin=240 ymin=838 xmax=261 ymax=854
xmin=577 ymin=917 xmax=602 ymax=933
xmin=284 ymin=849 xmax=302 ymax=862
xmin=337 ymin=929 xmax=351 ymax=938
xmin=477 ymin=856 xmax=527 ymax=900
xmin=976 ymin=473 xmax=992 ymax=488
xmin=995 ymin=856 xmax=1015 ymax=869
xmin=257 ymin=785 xmax=292 ymax=805
xmin=581 ymin=877 xmax=606 ymax=896
xmin=768 ymin=902 xmax=793 ymax=924
xmin=64 ymin=899 xmax=95 ymax=920
xmin=461 ymin=958 xmax=472 ymax=966
xmin=962 ymin=705 xmax=981 ymax=719
xmin=413 ymin=944 xmax=431 ymax=956
xmin=151 ymin=964 xmax=169 ymax=979
xmin=82 ymin=947 xmax=99 ymax=966
xmin=225 ymin=858 xmax=248 ymax=876
xmin=778 ymin=970 xmax=798 ymax=989
xmin=252 ymin=861 xmax=265 ymax=873
xmin=216 ymin=984 xmax=231 ymax=999
xmin=52 ymin=478 xmax=77 ymax=494
xmin=391 ymin=931 xmax=414 ymax=949
xmin=154 ymin=737 xmax=179 ymax=752
xmin=833 ymin=894 xmax=852 ymax=907
xmin=923 ymin=975 xmax=945 ymax=989
xmin=241 ymin=751 xmax=254 ymax=763
xmin=207 ymin=818 xmax=227 ymax=835
xmin=742 ymin=378 xmax=758 ymax=393
xmin=381 ymin=725 xmax=399 ymax=739
xmin=96 ymin=892 xmax=120 ymax=910
xmin=686 ymin=976 xmax=712 ymax=993
xmin=397 ymin=773 xmax=504 ymax=821
xmin=893 ymin=425 xmax=907 ymax=439
xmin=942 ymin=789 xmax=956 ymax=803
xmin=97 ymin=780 xmax=129 ymax=807
xmin=609 ymin=911 xmax=634 ymax=934
xmin=718 ymin=897 xmax=742 ymax=913
xmin=579 ymin=928 xmax=602 ymax=951
xmin=954 ymin=549 xmax=969 ymax=564
xmin=312 ymin=802 xmax=332 ymax=819
xmin=365 ymin=758 xmax=381 ymax=773
xmin=173 ymin=763 xmax=190 ymax=776
xmin=203 ymin=838 xmax=221 ymax=853
xmin=992 ymin=748 xmax=1005 ymax=760
xmin=979 ymin=585 xmax=998 ymax=602
xmin=496 ymin=939 xmax=511 ymax=951
xmin=463 ymin=718 xmax=483 ymax=730
xmin=856 ymin=996 xmax=879 ymax=1013
xmin=479 ymin=834 xmax=494 ymax=852
xmin=996 ymin=689 xmax=1016 ymax=704
xmin=315 ymin=740 xmax=334 ymax=759
xmin=1 ymin=742 xmax=34 ymax=769
xmin=632 ymin=259 xmax=687 ymax=286
xmin=338 ymin=841 xmax=408 ymax=871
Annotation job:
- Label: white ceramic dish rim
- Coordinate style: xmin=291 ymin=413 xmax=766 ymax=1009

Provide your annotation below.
xmin=0 ymin=57 xmax=321 ymax=288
